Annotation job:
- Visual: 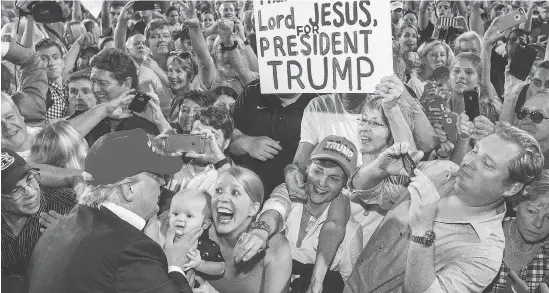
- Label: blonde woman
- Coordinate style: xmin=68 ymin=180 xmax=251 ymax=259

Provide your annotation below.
xmin=63 ymin=21 xmax=87 ymax=47
xmin=407 ymin=40 xmax=454 ymax=99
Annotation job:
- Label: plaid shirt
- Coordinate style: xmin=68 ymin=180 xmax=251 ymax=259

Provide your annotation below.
xmin=46 ymin=82 xmax=68 ymax=120
xmin=484 ymin=218 xmax=549 ymax=293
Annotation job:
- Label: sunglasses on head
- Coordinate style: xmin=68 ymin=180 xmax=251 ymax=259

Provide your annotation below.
xmin=517 ymin=108 xmax=549 ymax=123
xmin=169 ymin=51 xmax=193 ymax=59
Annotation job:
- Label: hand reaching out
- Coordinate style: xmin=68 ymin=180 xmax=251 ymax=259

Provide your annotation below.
xmin=183 ymin=249 xmax=203 ymax=271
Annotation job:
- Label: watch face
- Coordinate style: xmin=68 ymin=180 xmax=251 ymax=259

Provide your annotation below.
xmin=425 ymin=230 xmax=436 ymax=245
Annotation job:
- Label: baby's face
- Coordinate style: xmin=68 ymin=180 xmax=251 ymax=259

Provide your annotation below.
xmin=169 ymin=193 xmax=208 ymax=236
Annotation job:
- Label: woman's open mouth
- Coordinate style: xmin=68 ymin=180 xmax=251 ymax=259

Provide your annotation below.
xmin=217 ymin=207 xmax=234 ymax=224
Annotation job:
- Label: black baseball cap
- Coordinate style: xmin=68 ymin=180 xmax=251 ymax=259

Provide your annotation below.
xmin=84 ymin=129 xmax=183 ymax=186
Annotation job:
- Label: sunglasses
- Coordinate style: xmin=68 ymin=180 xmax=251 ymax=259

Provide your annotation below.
xmin=169 ymin=51 xmax=193 ymax=59
xmin=517 ymin=108 xmax=549 ymax=123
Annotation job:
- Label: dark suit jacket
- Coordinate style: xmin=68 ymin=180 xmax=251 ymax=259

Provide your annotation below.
xmin=26 ymin=204 xmax=192 ymax=293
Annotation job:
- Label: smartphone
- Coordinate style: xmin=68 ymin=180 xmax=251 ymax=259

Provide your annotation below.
xmin=428 ymin=96 xmax=445 ymax=112
xmin=497 ymin=8 xmax=527 ymax=31
xmin=165 ymin=134 xmax=205 ymax=154
xmin=436 ymin=17 xmax=456 ymax=28
xmin=509 ymin=44 xmax=538 ymax=81
xmin=431 ymin=66 xmax=450 ymax=82
xmin=128 ymin=92 xmax=151 ymax=113
xmin=402 ymin=153 xmax=417 ymax=177
xmin=463 ymin=90 xmax=480 ymax=120
xmin=455 ymin=16 xmax=467 ymax=29
xmin=133 ymin=1 xmax=155 ymax=11
xmin=441 ymin=112 xmax=459 ymax=144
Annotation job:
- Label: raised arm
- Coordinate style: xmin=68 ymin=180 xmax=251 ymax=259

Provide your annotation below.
xmin=100 ymin=1 xmax=110 ymax=36
xmin=21 ymin=15 xmax=35 ymax=48
xmin=72 ymin=0 xmax=83 ymax=21
xmin=418 ymin=1 xmax=430 ymax=31
xmin=469 ymin=1 xmax=485 ymax=36
xmin=62 ymin=32 xmax=97 ymax=82
xmin=225 ymin=39 xmax=257 ymax=87
xmin=482 ymin=17 xmax=505 ymax=99
xmin=3 ymin=40 xmax=48 ymax=124
xmin=114 ymin=1 xmax=134 ymax=50
xmin=520 ymin=2 xmax=538 ymax=32
xmin=183 ymin=2 xmax=216 ymax=89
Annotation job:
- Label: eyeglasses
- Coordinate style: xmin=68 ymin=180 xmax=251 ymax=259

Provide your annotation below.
xmin=2 ymin=170 xmax=40 ymax=202
xmin=517 ymin=108 xmax=549 ymax=123
xmin=357 ymin=117 xmax=387 ymax=128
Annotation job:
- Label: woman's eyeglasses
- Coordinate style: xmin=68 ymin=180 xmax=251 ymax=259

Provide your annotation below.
xmin=357 ymin=117 xmax=387 ymax=128
xmin=2 ymin=170 xmax=40 ymax=202
xmin=517 ymin=108 xmax=549 ymax=124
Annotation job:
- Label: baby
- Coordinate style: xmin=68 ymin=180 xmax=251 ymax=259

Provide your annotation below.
xmin=163 ymin=188 xmax=225 ymax=277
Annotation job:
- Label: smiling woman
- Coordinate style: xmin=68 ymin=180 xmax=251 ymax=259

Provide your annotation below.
xmin=206 ymin=166 xmax=292 ymax=293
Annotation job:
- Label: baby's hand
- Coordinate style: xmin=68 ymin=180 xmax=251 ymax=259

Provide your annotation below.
xmin=183 ymin=249 xmax=203 ymax=271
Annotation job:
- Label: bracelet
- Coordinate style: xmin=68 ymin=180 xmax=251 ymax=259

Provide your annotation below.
xmin=214 ymin=157 xmax=230 ymax=170
xmin=251 ymin=220 xmax=271 ymax=236
xmin=220 ymin=41 xmax=238 ymax=51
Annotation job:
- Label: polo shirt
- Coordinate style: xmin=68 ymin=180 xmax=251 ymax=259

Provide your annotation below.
xmin=1 ymin=186 xmax=76 ymax=276
xmin=344 ymin=160 xmax=506 ymax=293
xmin=232 ymin=80 xmax=319 ymax=195
xmin=69 ymin=111 xmax=159 ymax=147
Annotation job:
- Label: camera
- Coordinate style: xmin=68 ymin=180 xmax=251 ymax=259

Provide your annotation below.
xmin=17 ymin=1 xmax=63 ymax=23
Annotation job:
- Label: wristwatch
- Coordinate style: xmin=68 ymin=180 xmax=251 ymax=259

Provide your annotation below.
xmin=214 ymin=157 xmax=230 ymax=170
xmin=410 ymin=230 xmax=436 ymax=247
xmin=251 ymin=220 xmax=272 ymax=235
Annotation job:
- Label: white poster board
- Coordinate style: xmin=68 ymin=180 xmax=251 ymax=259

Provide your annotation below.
xmin=81 ymin=0 xmax=104 ymax=19
xmin=253 ymin=0 xmax=393 ymax=94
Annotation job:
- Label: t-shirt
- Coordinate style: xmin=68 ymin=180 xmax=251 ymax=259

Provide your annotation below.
xmin=138 ymin=66 xmax=175 ymax=118
xmin=233 ymin=80 xmax=320 ymax=195
xmin=407 ymin=75 xmax=427 ymax=99
xmin=300 ymin=94 xmax=365 ymax=163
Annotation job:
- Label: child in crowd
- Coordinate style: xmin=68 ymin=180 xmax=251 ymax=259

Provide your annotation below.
xmin=161 ymin=189 xmax=225 ymax=278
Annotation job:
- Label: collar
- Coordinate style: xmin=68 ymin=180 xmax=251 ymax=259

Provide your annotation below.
xmin=435 ymin=200 xmax=507 ymax=241
xmin=100 ymin=202 xmax=146 ymax=231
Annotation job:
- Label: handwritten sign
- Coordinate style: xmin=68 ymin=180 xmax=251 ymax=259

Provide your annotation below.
xmin=253 ymin=0 xmax=393 ymax=93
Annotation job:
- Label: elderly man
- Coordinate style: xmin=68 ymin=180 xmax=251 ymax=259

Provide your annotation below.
xmin=26 ymin=128 xmax=199 ymax=293
xmin=1 ymin=94 xmax=38 ymax=160
xmin=1 ymin=148 xmax=75 ymax=277
xmin=344 ymin=122 xmax=544 ymax=293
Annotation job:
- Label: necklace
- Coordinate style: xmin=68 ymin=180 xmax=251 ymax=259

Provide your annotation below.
xmin=508 ymin=219 xmax=537 ymax=255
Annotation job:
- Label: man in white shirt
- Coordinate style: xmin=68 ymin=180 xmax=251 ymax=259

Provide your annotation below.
xmin=26 ymin=128 xmax=200 ymax=292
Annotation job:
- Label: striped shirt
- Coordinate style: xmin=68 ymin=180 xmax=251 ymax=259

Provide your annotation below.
xmin=1 ymin=186 xmax=76 ymax=276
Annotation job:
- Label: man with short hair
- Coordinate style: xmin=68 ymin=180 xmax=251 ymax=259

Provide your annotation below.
xmin=125 ymin=33 xmax=148 ymax=67
xmin=344 ymin=123 xmax=545 ymax=293
xmin=35 ymin=38 xmax=69 ymax=119
xmin=68 ymin=48 xmax=171 ymax=146
xmin=139 ymin=18 xmax=174 ymax=116
xmin=391 ymin=1 xmax=404 ymax=37
xmin=26 ymin=129 xmax=197 ymax=292
xmin=1 ymin=94 xmax=37 ymax=160
xmin=1 ymin=148 xmax=75 ymax=277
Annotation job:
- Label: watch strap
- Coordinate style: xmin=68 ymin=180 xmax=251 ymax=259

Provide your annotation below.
xmin=410 ymin=230 xmax=436 ymax=247
xmin=251 ymin=220 xmax=272 ymax=235
xmin=214 ymin=157 xmax=230 ymax=170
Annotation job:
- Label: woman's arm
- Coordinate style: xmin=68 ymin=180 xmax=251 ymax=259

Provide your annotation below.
xmin=262 ymin=234 xmax=292 ymax=293
xmin=114 ymin=2 xmax=133 ymax=50
xmin=184 ymin=3 xmax=216 ymax=89
xmin=101 ymin=1 xmax=110 ymax=36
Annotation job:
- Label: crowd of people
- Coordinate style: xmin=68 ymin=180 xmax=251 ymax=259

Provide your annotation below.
xmin=1 ymin=0 xmax=549 ymax=292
